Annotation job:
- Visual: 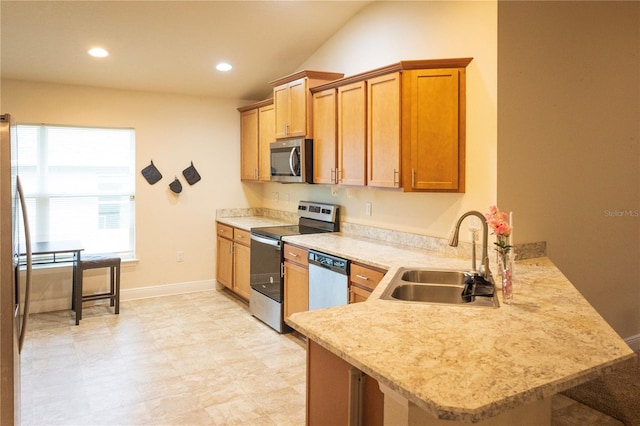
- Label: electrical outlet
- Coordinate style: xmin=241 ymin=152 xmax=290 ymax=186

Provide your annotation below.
xmin=176 ymin=251 xmax=184 ymax=262
xmin=331 ymin=187 xmax=339 ymax=197
xmin=272 ymin=192 xmax=279 ymax=201
xmin=365 ymin=202 xmax=372 ymax=216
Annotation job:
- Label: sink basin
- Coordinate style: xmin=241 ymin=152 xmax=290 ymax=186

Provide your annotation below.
xmin=380 ymin=267 xmax=499 ymax=308
xmin=400 ymin=269 xmax=467 ymax=285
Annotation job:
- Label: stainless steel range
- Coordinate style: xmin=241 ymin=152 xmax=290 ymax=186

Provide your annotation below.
xmin=249 ymin=201 xmax=340 ymax=333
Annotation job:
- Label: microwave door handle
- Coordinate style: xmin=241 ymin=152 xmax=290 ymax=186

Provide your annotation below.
xmin=289 ymin=147 xmax=296 ymax=176
xmin=17 ymin=176 xmax=32 ymax=353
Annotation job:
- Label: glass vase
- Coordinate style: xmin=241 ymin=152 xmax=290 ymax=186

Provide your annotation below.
xmin=500 ymin=252 xmax=513 ymax=304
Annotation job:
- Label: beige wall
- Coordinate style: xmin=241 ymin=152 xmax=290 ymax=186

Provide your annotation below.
xmin=1 ymin=80 xmax=261 ymax=304
xmin=257 ymin=0 xmax=498 ymax=238
xmin=498 ymin=1 xmax=640 ymax=338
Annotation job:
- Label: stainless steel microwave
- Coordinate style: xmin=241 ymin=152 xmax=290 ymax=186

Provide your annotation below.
xmin=270 ymin=138 xmax=313 ymax=183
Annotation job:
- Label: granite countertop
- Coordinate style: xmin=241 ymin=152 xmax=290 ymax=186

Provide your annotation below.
xmin=284 ymin=232 xmax=636 ymax=423
xmin=216 ymin=216 xmax=293 ymax=231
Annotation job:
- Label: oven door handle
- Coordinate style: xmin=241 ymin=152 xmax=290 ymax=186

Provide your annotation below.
xmin=250 ymin=233 xmax=282 ymax=248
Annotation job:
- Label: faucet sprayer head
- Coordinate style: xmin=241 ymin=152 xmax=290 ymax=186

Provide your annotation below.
xmin=448 ymin=227 xmax=460 ymax=247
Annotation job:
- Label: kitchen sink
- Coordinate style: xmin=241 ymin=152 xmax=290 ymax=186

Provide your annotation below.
xmin=380 ymin=267 xmax=499 ymax=308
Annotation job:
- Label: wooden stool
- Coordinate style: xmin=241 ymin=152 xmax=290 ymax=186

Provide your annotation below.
xmin=76 ymin=255 xmax=121 ymax=325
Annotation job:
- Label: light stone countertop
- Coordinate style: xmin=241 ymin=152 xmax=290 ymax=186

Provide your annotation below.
xmin=283 ymin=232 xmax=636 ymax=423
xmin=216 ymin=216 xmax=293 ymax=231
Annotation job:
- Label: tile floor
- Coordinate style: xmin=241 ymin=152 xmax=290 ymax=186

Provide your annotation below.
xmin=21 ymin=289 xmax=621 ymax=425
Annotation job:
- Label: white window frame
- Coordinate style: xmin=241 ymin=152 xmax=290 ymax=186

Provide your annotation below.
xmin=16 ymin=123 xmax=136 ymax=260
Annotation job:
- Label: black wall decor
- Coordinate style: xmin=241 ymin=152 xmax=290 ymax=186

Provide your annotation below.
xmin=141 ymin=160 xmax=162 ymax=185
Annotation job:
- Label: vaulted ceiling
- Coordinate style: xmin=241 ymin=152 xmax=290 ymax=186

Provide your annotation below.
xmin=1 ymin=1 xmax=371 ymax=100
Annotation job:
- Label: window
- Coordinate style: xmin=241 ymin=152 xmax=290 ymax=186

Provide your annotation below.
xmin=17 ymin=124 xmax=136 ymax=259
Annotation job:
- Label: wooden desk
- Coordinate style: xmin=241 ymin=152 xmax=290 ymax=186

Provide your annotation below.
xmin=21 ymin=240 xmax=84 ymax=325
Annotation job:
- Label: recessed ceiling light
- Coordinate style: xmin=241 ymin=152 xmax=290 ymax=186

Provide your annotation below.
xmin=216 ymin=62 xmax=232 ymax=72
xmin=88 ymin=47 xmax=109 ymax=58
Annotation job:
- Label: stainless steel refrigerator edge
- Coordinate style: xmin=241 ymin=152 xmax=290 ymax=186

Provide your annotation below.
xmin=1 ymin=113 xmax=32 ymax=425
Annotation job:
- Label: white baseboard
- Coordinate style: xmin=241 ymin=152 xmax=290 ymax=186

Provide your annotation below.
xmin=625 ymin=333 xmax=640 ymax=352
xmin=121 ymin=279 xmax=216 ymax=301
xmin=29 ymin=279 xmax=216 ymax=313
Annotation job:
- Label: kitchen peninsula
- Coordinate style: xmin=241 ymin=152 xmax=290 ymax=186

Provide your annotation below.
xmin=283 ymin=232 xmax=636 ymax=425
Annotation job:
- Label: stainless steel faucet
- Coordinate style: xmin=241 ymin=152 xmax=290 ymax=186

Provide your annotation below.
xmin=448 ymin=211 xmax=492 ymax=280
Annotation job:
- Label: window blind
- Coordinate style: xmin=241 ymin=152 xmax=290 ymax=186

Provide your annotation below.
xmin=16 ymin=124 xmax=136 ymax=259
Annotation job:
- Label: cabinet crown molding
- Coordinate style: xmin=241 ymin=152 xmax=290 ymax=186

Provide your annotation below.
xmin=237 ymin=98 xmax=273 ymax=113
xmin=310 ymin=57 xmax=473 ymax=93
xmin=269 ymin=70 xmax=344 ymax=87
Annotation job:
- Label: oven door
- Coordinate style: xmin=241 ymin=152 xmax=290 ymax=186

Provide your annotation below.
xmin=250 ymin=233 xmax=283 ymax=302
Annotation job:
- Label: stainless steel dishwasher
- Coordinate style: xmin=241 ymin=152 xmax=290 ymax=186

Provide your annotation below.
xmin=308 ymin=250 xmax=350 ymax=311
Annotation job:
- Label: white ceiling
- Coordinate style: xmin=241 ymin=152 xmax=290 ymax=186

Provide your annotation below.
xmin=1 ymin=1 xmax=371 ymax=101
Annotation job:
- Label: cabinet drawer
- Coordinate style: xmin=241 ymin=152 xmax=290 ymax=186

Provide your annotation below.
xmin=350 ymin=263 xmax=386 ymax=292
xmin=284 ymin=244 xmax=308 ymax=267
xmin=233 ymin=228 xmax=251 ymax=246
xmin=217 ymin=222 xmax=233 ymax=239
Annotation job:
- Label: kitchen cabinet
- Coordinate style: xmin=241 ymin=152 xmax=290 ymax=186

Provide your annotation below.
xmin=308 ymin=339 xmax=384 ymax=426
xmin=283 ymin=243 xmax=309 ymax=319
xmin=239 ymin=108 xmax=259 ymax=181
xmin=215 ymin=222 xmax=251 ymax=300
xmin=367 ymin=72 xmax=401 ymax=188
xmin=258 ymin=103 xmax=275 ymax=182
xmin=337 ymin=81 xmax=367 ymax=186
xmin=349 ymin=263 xmax=386 ymax=303
xmin=238 ymin=98 xmax=274 ymax=182
xmin=270 ymin=70 xmax=343 ymax=140
xmin=216 ymin=223 xmax=234 ymax=289
xmin=310 ymin=58 xmax=472 ymax=192
xmin=311 ymin=88 xmax=337 ymax=184
xmin=402 ymin=67 xmax=465 ymax=191
xmin=232 ymin=228 xmax=251 ymax=300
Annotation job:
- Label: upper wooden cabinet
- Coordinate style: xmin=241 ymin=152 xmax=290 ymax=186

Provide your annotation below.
xmin=337 ymin=81 xmax=367 ymax=186
xmin=311 ymin=58 xmax=472 ymax=192
xmin=312 ymin=88 xmax=337 ymax=184
xmin=258 ymin=103 xmax=275 ymax=182
xmin=270 ymin=70 xmax=343 ymax=140
xmin=368 ymin=72 xmax=401 ymax=188
xmin=402 ymin=68 xmax=464 ymax=191
xmin=238 ymin=98 xmax=274 ymax=182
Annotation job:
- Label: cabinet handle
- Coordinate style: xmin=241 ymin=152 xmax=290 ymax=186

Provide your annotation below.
xmin=355 ymin=274 xmax=369 ymax=280
xmin=255 ymin=168 xmax=259 ymax=179
xmin=411 ymin=168 xmax=415 ymax=187
xmin=288 ymin=252 xmax=298 ymax=257
xmin=331 ymin=168 xmax=335 ymax=184
xmin=393 ymin=169 xmax=399 ymax=186
xmin=336 ymin=168 xmax=342 ymax=183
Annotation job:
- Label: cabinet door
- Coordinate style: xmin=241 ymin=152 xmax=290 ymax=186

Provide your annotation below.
xmin=368 ymin=72 xmax=401 ymax=188
xmin=216 ymin=236 xmax=233 ymax=289
xmin=337 ymin=81 xmax=367 ymax=186
xmin=349 ymin=285 xmax=371 ymax=303
xmin=312 ymin=88 xmax=338 ymax=184
xmin=240 ymin=108 xmax=259 ymax=181
xmin=233 ymin=242 xmax=250 ymax=300
xmin=258 ymin=103 xmax=275 ymax=181
xmin=284 ymin=260 xmax=308 ymax=318
xmin=406 ymin=68 xmax=462 ymax=191
xmin=287 ymin=78 xmax=308 ymax=137
xmin=274 ymin=83 xmax=290 ymax=139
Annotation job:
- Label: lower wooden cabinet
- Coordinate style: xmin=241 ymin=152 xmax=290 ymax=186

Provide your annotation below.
xmin=215 ymin=222 xmax=251 ymax=300
xmin=283 ymin=243 xmax=309 ymax=318
xmin=349 ymin=263 xmax=387 ymax=303
xmin=216 ymin=223 xmax=234 ymax=289
xmin=308 ymin=339 xmax=384 ymax=425
xmin=233 ymin=228 xmax=251 ymax=300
